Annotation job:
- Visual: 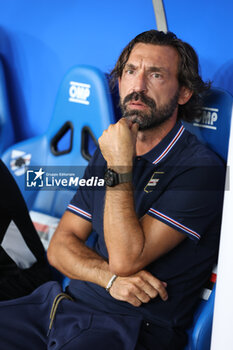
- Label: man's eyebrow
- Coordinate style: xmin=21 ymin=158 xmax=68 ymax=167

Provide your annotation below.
xmin=124 ymin=63 xmax=168 ymax=73
xmin=124 ymin=63 xmax=137 ymax=70
xmin=147 ymin=66 xmax=168 ymax=73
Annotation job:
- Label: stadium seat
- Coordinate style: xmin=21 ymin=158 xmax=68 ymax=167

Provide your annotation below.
xmin=1 ymin=65 xmax=115 ymax=218
xmin=185 ymin=284 xmax=216 ymax=350
xmin=183 ymin=87 xmax=232 ymax=161
xmin=0 ymin=57 xmax=15 ymax=154
xmin=183 ymin=87 xmax=233 ymax=349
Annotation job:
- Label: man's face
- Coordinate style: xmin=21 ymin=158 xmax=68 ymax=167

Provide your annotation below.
xmin=118 ymin=43 xmax=181 ymax=130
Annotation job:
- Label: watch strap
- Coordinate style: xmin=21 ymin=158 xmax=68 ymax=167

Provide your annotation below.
xmin=118 ymin=172 xmax=132 ymax=184
xmin=104 ymin=168 xmax=132 ymax=187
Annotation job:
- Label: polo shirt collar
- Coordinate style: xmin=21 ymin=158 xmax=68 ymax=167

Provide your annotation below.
xmin=140 ymin=121 xmax=185 ymax=165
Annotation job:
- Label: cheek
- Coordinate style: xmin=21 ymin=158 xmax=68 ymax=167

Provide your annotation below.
xmin=155 ymin=83 xmax=179 ymax=103
xmin=120 ymin=75 xmax=135 ymax=93
xmin=119 ymin=85 xmax=130 ymax=102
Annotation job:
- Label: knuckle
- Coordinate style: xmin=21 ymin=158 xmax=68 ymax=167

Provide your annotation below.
xmin=134 ymin=276 xmax=143 ymax=285
xmin=127 ymin=285 xmax=133 ymax=294
xmin=140 ymin=270 xmax=149 ymax=277
xmin=129 ymin=284 xmax=137 ymax=293
xmin=153 ymin=278 xmax=162 ymax=288
xmin=156 ymin=283 xmax=165 ymax=292
xmin=122 ymin=289 xmax=131 ymax=298
xmin=136 ymin=289 xmax=150 ymax=303
xmin=138 ymin=270 xmax=144 ymax=277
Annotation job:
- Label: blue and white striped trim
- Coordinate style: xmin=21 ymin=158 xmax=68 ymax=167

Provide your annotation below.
xmin=67 ymin=204 xmax=92 ymax=221
xmin=148 ymin=208 xmax=201 ymax=241
xmin=152 ymin=125 xmax=185 ymax=165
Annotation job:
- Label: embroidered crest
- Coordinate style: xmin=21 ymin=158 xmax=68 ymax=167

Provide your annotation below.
xmin=144 ymin=171 xmax=164 ymax=193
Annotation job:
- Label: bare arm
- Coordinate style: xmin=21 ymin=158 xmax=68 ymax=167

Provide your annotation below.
xmin=47 ymin=211 xmax=111 ymax=287
xmin=99 ymin=119 xmax=186 ymax=276
xmin=47 ymin=210 xmax=168 ymax=305
xmin=104 ymin=184 xmax=186 ymax=276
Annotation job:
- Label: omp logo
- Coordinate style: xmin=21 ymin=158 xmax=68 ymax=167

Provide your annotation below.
xmin=193 ymin=107 xmax=219 ymax=130
xmin=69 ymin=81 xmax=91 ymax=105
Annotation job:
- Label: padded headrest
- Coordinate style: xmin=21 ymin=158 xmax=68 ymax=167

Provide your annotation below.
xmin=183 ymin=88 xmax=233 ymax=161
xmin=48 ymin=65 xmax=115 ymax=147
xmin=44 ymin=64 xmax=116 ymax=166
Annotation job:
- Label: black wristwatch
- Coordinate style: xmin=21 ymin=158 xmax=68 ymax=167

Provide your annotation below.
xmin=104 ymin=168 xmax=132 ymax=187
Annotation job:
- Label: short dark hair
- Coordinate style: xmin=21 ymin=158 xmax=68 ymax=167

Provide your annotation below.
xmin=110 ymin=30 xmax=211 ymax=122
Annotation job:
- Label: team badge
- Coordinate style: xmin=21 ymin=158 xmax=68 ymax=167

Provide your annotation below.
xmin=10 ymin=150 xmax=32 ymax=176
xmin=144 ymin=171 xmax=164 ymax=193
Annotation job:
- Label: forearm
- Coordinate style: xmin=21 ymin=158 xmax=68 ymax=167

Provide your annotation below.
xmin=104 ymin=182 xmax=145 ymax=275
xmin=48 ymin=231 xmax=112 ymax=288
xmin=99 ymin=119 xmax=145 ymax=275
xmin=48 ymin=228 xmax=169 ymax=307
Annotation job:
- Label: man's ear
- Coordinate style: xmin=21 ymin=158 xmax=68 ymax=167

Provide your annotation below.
xmin=178 ymin=86 xmax=193 ymax=105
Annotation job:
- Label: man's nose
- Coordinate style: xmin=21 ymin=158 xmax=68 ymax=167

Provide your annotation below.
xmin=133 ymin=72 xmax=147 ymax=93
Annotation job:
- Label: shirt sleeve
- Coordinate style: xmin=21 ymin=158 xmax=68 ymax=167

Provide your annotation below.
xmin=66 ymin=148 xmax=104 ymax=222
xmin=147 ymin=163 xmax=225 ymax=243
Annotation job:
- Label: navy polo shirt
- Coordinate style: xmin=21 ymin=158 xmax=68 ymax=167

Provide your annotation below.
xmin=67 ymin=121 xmax=225 ymax=328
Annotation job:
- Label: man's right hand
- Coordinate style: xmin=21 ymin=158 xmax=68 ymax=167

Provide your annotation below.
xmin=109 ymin=270 xmax=168 ymax=307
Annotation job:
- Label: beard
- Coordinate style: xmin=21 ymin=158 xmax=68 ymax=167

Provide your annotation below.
xmin=120 ymin=90 xmax=179 ymax=131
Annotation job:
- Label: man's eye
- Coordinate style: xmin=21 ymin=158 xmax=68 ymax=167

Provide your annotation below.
xmin=152 ymin=73 xmax=161 ymax=78
xmin=125 ymin=69 xmax=134 ymax=75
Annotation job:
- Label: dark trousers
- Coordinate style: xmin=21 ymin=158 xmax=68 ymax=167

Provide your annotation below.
xmin=0 ymin=281 xmax=186 ymax=350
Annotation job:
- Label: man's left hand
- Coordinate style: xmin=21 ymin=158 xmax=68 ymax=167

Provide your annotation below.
xmin=109 ymin=270 xmax=168 ymax=307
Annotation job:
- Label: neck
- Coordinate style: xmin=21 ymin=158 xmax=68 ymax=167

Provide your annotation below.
xmin=136 ymin=116 xmax=177 ymax=156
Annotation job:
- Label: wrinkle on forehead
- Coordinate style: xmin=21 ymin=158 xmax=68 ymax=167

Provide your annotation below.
xmin=127 ymin=43 xmax=179 ymax=76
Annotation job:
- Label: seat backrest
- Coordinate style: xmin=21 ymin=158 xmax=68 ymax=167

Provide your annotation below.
xmin=185 ymin=285 xmax=216 ymax=350
xmin=46 ymin=64 xmax=116 ymax=165
xmin=0 ymin=57 xmax=15 ymax=154
xmin=2 ymin=65 xmax=115 ymax=217
xmin=183 ymin=87 xmax=233 ymax=162
xmin=183 ymin=88 xmax=233 ymax=350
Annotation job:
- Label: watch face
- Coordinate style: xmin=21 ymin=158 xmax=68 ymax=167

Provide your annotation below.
xmin=104 ymin=169 xmax=117 ymax=187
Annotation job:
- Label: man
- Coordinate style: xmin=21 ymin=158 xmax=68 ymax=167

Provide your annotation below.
xmin=47 ymin=30 xmax=225 ymax=348
xmin=0 ymin=159 xmax=52 ymax=299
xmin=0 ymin=30 xmax=225 ymax=350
